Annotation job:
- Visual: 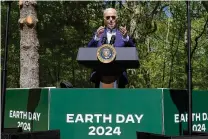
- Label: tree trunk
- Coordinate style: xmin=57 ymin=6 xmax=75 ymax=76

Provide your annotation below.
xmin=19 ymin=0 xmax=39 ymax=88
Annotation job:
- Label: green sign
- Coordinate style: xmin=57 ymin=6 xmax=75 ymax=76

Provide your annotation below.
xmin=49 ymin=89 xmax=163 ymax=139
xmin=4 ymin=88 xmax=208 ymax=139
xmin=4 ymin=88 xmax=49 ymax=132
xmin=163 ymin=89 xmax=208 ymax=135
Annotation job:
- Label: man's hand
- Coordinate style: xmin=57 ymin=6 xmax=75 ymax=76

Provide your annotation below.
xmin=119 ymin=26 xmax=128 ymax=38
xmin=96 ymin=26 xmax=105 ymax=38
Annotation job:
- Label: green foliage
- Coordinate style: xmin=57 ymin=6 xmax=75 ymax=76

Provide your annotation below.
xmin=1 ymin=1 xmax=208 ymax=89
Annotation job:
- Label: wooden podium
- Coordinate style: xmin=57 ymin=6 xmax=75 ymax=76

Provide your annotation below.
xmin=76 ymin=47 xmax=139 ymax=88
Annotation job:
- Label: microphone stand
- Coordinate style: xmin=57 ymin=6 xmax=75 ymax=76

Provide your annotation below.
xmin=1 ymin=1 xmax=12 ymax=133
xmin=110 ymin=35 xmax=116 ymax=45
xmin=186 ymin=1 xmax=192 ymax=135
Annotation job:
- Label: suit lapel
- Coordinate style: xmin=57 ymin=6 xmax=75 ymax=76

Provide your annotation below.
xmin=114 ymin=30 xmax=122 ymax=46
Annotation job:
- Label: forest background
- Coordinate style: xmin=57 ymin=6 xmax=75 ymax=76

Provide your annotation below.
xmin=1 ymin=1 xmax=208 ymax=89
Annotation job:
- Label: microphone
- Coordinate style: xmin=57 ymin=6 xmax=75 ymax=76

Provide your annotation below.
xmin=101 ymin=36 xmax=107 ymax=44
xmin=110 ymin=35 xmax=116 ymax=45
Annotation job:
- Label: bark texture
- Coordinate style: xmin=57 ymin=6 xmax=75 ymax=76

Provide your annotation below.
xmin=19 ymin=0 xmax=39 ymax=88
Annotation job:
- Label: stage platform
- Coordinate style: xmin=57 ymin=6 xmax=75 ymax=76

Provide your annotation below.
xmin=4 ymin=88 xmax=208 ymax=139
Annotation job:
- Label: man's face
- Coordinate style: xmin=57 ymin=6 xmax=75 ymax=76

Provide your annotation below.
xmin=104 ymin=10 xmax=117 ymax=29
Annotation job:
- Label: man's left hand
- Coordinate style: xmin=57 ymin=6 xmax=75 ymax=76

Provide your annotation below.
xmin=119 ymin=26 xmax=128 ymax=38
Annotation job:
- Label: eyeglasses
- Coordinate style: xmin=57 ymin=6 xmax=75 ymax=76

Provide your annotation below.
xmin=105 ymin=16 xmax=116 ymax=20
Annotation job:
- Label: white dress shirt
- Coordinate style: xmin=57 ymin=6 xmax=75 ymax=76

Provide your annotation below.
xmin=94 ymin=28 xmax=129 ymax=43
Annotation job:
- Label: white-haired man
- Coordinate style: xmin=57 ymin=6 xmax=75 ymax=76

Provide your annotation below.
xmin=88 ymin=8 xmax=136 ymax=88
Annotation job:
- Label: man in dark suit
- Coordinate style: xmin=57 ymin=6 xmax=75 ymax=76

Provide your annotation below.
xmin=88 ymin=8 xmax=135 ymax=88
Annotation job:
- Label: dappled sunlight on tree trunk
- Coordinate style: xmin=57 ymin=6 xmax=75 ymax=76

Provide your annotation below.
xmin=19 ymin=0 xmax=39 ymax=88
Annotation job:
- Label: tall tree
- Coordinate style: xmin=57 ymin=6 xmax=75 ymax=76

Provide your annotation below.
xmin=19 ymin=0 xmax=39 ymax=88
